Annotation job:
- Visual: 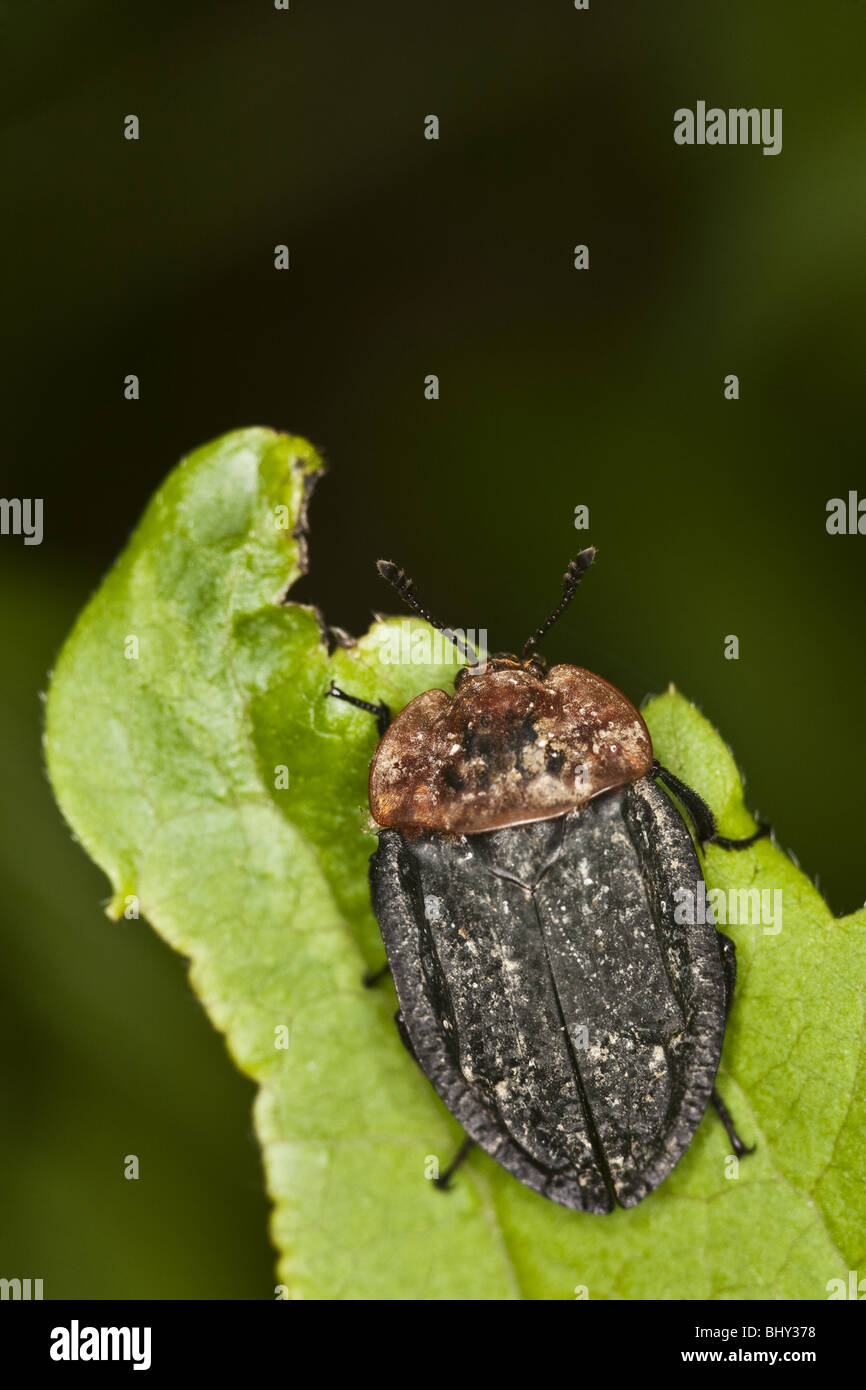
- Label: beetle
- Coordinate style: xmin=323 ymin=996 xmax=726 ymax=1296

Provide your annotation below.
xmin=327 ymin=548 xmax=768 ymax=1212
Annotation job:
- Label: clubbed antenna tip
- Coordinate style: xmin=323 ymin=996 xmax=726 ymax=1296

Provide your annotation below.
xmin=376 ymin=558 xmax=477 ymax=664
xmin=522 ymin=546 xmax=597 ymax=659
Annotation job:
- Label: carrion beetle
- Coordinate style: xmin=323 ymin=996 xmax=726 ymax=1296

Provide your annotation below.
xmin=328 ymin=548 xmax=768 ymax=1212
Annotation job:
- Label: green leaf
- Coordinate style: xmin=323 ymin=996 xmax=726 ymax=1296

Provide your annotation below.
xmin=45 ymin=428 xmax=865 ymax=1300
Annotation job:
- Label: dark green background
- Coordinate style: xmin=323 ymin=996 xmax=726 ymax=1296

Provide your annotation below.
xmin=2 ymin=1 xmax=864 ymax=1297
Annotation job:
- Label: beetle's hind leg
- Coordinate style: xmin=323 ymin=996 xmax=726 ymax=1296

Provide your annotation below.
xmin=326 ymin=681 xmax=391 ymax=736
xmin=711 ymin=1089 xmax=754 ymax=1157
xmin=717 ymin=930 xmax=738 ymax=1014
xmin=394 ymin=1010 xmax=476 ymax=1189
xmin=711 ymin=930 xmax=755 ymax=1156
xmin=363 ymin=960 xmax=392 ymax=988
xmin=434 ymin=1136 xmax=475 ymax=1192
xmin=652 ymin=761 xmax=770 ymax=851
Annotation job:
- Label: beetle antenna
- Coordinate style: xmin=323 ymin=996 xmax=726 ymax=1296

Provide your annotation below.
xmin=522 ymin=547 xmax=597 ymax=659
xmin=376 ymin=560 xmax=478 ymax=664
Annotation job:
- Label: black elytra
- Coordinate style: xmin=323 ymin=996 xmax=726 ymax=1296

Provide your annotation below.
xmin=328 ymin=549 xmax=767 ymax=1212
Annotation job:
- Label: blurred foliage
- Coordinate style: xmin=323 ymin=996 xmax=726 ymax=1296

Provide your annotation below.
xmin=0 ymin=555 xmax=273 ymax=1297
xmin=2 ymin=0 xmax=864 ymax=1296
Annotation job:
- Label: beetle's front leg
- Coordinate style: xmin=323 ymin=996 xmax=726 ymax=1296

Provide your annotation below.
xmin=652 ymin=761 xmax=770 ymax=851
xmin=327 ymin=682 xmax=393 ymax=989
xmin=326 ymin=681 xmax=392 ymax=737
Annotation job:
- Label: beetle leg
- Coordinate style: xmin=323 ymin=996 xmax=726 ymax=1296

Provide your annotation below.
xmin=326 ymin=682 xmax=391 ymax=737
xmin=711 ymin=935 xmax=755 ymax=1155
xmin=710 ymin=826 xmax=770 ymax=850
xmin=652 ymin=779 xmax=755 ymax=1159
xmin=394 ymin=1009 xmax=475 ymax=1190
xmin=433 ymin=1136 xmax=475 ymax=1192
xmin=363 ymin=960 xmax=392 ymax=988
xmin=711 ymin=1088 xmax=754 ymax=1157
xmin=652 ymin=761 xmax=770 ymax=851
xmin=716 ymin=930 xmax=737 ymax=1017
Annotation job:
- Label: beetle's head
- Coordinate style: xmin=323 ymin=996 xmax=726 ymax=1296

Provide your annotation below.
xmin=376 ymin=548 xmax=597 ymax=687
xmin=454 ymin=652 xmax=547 ymax=686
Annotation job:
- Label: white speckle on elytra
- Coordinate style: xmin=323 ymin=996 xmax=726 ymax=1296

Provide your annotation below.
xmin=424 ymin=894 xmax=442 ymax=923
